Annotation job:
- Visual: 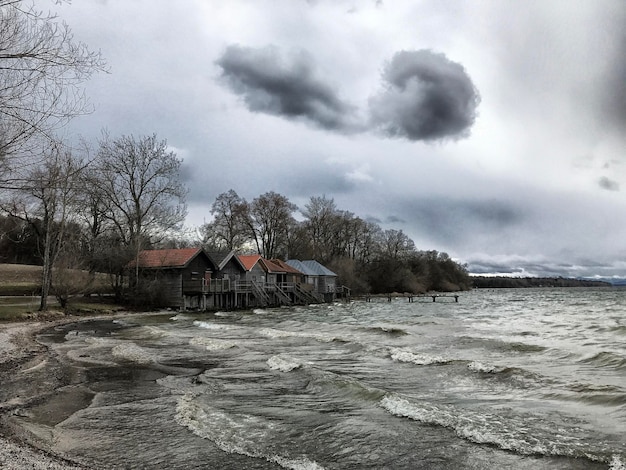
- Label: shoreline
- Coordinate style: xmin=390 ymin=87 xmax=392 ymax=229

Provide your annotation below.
xmin=0 ymin=313 xmax=134 ymax=470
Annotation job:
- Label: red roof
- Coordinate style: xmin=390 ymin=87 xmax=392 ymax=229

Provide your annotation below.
xmin=238 ymin=254 xmax=262 ymax=271
xmin=270 ymin=259 xmax=303 ymax=275
xmin=129 ymin=248 xmax=202 ymax=269
xmin=261 ymin=258 xmax=286 ymax=273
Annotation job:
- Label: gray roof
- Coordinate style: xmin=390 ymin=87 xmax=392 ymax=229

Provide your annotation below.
xmin=286 ymin=259 xmax=336 ymax=277
xmin=206 ymin=250 xmax=245 ymax=271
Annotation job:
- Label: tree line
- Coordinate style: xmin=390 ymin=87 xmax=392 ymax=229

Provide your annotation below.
xmin=199 ymin=190 xmax=471 ymax=294
xmin=0 ymin=1 xmax=470 ymax=310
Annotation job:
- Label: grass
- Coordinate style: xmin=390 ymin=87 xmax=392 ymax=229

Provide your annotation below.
xmin=0 ymin=264 xmax=42 ymax=295
xmin=0 ymin=263 xmax=123 ymax=321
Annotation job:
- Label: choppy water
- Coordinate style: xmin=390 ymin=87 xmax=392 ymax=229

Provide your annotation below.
xmin=14 ymin=288 xmax=626 ymax=469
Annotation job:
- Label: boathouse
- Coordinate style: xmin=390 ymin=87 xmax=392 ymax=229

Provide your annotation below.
xmin=286 ymin=259 xmax=338 ymax=302
xmin=127 ymin=247 xmax=216 ymax=309
xmin=128 ymin=248 xmax=343 ymax=310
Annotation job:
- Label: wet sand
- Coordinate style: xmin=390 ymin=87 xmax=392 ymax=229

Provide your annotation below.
xmin=0 ymin=315 xmax=124 ymax=469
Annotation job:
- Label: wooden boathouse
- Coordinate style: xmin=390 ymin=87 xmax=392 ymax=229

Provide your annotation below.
xmin=128 ymin=248 xmax=344 ymax=310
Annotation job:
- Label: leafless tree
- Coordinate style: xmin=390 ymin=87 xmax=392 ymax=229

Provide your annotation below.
xmin=301 ymin=195 xmax=337 ymax=261
xmin=92 ymin=133 xmax=188 ymax=275
xmin=2 ymin=143 xmax=85 ymax=310
xmin=0 ymin=0 xmax=105 ymax=180
xmin=201 ymin=189 xmax=250 ymax=251
xmin=379 ymin=228 xmax=416 ymax=260
xmin=248 ymin=191 xmax=296 ymax=259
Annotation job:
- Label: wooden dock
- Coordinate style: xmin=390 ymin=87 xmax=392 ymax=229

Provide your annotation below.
xmin=363 ymin=294 xmax=459 ymax=303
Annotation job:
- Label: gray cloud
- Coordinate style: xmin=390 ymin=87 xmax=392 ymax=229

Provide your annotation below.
xmin=369 ymin=50 xmax=480 ymax=141
xmin=217 ymin=46 xmax=480 ymax=142
xmin=467 ymin=256 xmax=623 ymax=279
xmin=394 ymin=197 xmax=523 ymax=244
xmin=216 ymin=45 xmax=356 ymax=132
xmin=598 ymin=176 xmax=620 ymax=191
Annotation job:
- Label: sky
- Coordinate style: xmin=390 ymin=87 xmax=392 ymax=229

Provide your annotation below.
xmin=43 ymin=0 xmax=626 ymax=279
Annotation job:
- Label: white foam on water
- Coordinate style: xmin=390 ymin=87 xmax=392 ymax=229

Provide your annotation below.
xmin=379 ymin=393 xmax=610 ymax=462
xmin=111 ymin=343 xmax=156 ymax=365
xmin=259 ymin=327 xmax=337 ymax=343
xmin=193 ymin=320 xmax=232 ymax=330
xmin=170 ymin=313 xmax=191 ymax=321
xmin=175 ymin=394 xmax=324 ymax=470
xmin=389 ymin=348 xmax=451 ymax=365
xmin=66 ymin=348 xmax=117 ymax=367
xmin=253 ymin=308 xmax=269 ymax=315
xmin=267 ymin=355 xmax=302 ymax=372
xmin=189 ymin=336 xmax=237 ymax=351
xmin=467 ymin=361 xmax=500 ymax=373
xmin=610 ymin=455 xmax=626 ymax=470
xmin=214 ymin=311 xmax=236 ymax=317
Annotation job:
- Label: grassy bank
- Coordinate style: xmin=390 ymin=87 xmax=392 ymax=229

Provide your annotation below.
xmin=0 ymin=263 xmax=122 ymax=321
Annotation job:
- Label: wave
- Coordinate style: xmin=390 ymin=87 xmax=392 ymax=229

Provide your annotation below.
xmin=268 ymin=355 xmax=302 ymax=372
xmin=189 ymin=337 xmax=237 ymax=351
xmin=305 ymin=370 xmax=386 ymax=402
xmin=111 ymin=343 xmax=156 ymax=365
xmin=579 ymin=351 xmax=626 ymax=370
xmin=379 ymin=393 xmax=621 ymax=463
xmin=389 ymin=348 xmax=453 ymax=366
xmin=364 ymin=326 xmax=408 ymax=336
xmin=610 ymin=455 xmax=626 ymax=470
xmin=193 ymin=320 xmax=234 ymax=331
xmin=607 ymin=325 xmax=626 ymax=335
xmin=258 ymin=327 xmax=340 ymax=343
xmin=175 ymin=394 xmax=324 ymax=470
xmin=169 ymin=313 xmax=192 ymax=321
xmin=457 ymin=336 xmax=547 ymax=354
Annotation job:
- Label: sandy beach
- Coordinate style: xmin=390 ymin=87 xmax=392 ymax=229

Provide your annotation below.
xmin=0 ymin=315 xmax=115 ymax=470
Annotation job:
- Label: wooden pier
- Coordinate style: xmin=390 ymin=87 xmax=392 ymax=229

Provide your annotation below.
xmin=364 ymin=294 xmax=459 ymax=303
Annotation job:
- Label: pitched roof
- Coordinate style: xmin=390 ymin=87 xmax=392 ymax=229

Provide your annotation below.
xmin=286 ymin=259 xmax=310 ymax=274
xmin=260 ymin=258 xmax=286 ymax=273
xmin=302 ymin=260 xmax=337 ymax=276
xmin=206 ymin=250 xmax=245 ymax=271
xmin=129 ymin=248 xmax=203 ymax=269
xmin=286 ymin=259 xmax=337 ymax=277
xmin=270 ymin=259 xmax=303 ymax=275
xmin=238 ymin=254 xmax=262 ymax=271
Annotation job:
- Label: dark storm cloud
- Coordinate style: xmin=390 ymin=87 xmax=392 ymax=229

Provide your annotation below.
xmin=368 ymin=50 xmax=480 ymax=141
xmin=217 ymin=46 xmax=480 ymax=142
xmin=598 ymin=176 xmax=620 ymax=191
xmin=216 ymin=45 xmax=356 ymax=132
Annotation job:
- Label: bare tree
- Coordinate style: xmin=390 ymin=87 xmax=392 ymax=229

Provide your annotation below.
xmin=201 ymin=189 xmax=250 ymax=251
xmin=92 ymin=133 xmax=188 ymax=275
xmin=301 ymin=195 xmax=337 ymax=262
xmin=2 ymin=143 xmax=85 ymax=310
xmin=248 ymin=191 xmax=296 ymax=259
xmin=0 ymin=0 xmax=105 ymax=179
xmin=379 ymin=229 xmax=416 ymax=260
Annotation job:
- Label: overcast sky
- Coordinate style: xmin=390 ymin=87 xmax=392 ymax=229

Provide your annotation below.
xmin=46 ymin=0 xmax=626 ymax=278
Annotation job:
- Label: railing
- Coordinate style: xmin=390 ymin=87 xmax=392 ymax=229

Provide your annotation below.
xmin=183 ymin=278 xmax=345 ymax=304
xmin=183 ymin=278 xmax=231 ymax=294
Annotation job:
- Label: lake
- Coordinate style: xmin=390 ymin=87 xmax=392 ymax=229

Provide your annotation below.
xmin=10 ymin=288 xmax=626 ymax=469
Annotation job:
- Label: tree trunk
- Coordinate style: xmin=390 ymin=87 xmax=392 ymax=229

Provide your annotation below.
xmin=39 ymin=219 xmax=52 ymax=311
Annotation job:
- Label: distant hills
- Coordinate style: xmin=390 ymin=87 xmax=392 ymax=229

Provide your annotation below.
xmin=470 ymin=276 xmax=614 ymax=288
